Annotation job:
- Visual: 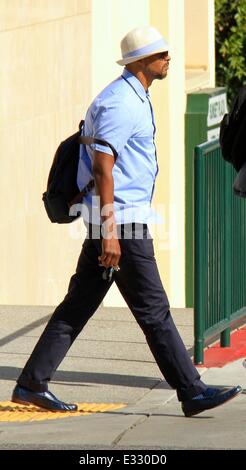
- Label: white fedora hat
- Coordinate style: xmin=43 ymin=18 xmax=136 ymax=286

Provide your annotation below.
xmin=117 ymin=26 xmax=169 ymax=66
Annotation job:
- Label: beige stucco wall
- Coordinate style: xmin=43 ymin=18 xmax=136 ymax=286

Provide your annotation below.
xmin=0 ymin=0 xmax=92 ymax=305
xmin=0 ymin=0 xmax=215 ymax=308
xmin=152 ymin=0 xmax=186 ymax=307
xmin=185 ymin=0 xmax=215 ymax=91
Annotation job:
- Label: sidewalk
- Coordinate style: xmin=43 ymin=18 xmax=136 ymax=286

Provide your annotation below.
xmin=0 ymin=305 xmax=246 ymax=450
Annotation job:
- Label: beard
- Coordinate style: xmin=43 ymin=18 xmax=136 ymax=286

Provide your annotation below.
xmin=155 ymin=70 xmax=167 ymax=80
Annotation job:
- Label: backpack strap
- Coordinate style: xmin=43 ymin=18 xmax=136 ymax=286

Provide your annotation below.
xmin=69 ymin=122 xmax=118 ymax=207
xmin=69 ymin=179 xmax=95 ymax=207
xmin=79 ymin=120 xmax=85 ymax=130
xmin=79 ymin=135 xmax=118 ymax=160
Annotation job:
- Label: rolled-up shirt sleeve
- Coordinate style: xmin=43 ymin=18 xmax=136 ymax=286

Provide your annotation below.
xmin=90 ymin=99 xmax=134 ymax=156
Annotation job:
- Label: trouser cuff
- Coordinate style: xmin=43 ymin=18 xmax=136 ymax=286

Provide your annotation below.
xmin=177 ymin=380 xmax=207 ymax=401
xmin=17 ymin=375 xmax=48 ymax=393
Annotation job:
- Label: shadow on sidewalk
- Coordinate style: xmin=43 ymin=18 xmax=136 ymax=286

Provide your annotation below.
xmin=0 ymin=366 xmax=172 ymax=389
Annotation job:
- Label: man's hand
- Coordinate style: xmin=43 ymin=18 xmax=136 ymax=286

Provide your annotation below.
xmin=99 ymin=237 xmax=121 ymax=268
xmin=93 ymin=149 xmax=120 ymax=268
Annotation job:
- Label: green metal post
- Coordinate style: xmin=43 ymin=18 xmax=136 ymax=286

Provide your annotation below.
xmin=194 ymin=145 xmax=206 ymax=364
xmin=221 ymin=328 xmax=230 ymax=347
xmin=221 ymin=163 xmax=232 ymax=347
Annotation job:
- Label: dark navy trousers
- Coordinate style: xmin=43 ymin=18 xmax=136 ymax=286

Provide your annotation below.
xmin=17 ymin=225 xmax=206 ymax=401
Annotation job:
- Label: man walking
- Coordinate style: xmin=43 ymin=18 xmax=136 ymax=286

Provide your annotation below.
xmin=12 ymin=26 xmax=241 ymax=417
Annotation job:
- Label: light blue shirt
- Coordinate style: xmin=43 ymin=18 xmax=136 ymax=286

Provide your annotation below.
xmin=77 ymin=68 xmax=158 ymax=224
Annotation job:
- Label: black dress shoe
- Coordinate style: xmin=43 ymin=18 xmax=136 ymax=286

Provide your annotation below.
xmin=11 ymin=385 xmax=78 ymax=412
xmin=182 ymin=385 xmax=242 ymax=417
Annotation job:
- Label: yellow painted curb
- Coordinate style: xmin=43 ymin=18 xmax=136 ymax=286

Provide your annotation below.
xmin=0 ymin=401 xmax=125 ymax=422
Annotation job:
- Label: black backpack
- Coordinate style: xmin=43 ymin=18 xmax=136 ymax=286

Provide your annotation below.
xmin=42 ymin=121 xmax=117 ymax=223
xmin=219 ymin=86 xmax=246 ymax=172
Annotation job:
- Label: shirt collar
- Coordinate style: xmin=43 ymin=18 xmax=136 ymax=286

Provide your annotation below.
xmin=121 ymin=68 xmax=148 ymax=102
